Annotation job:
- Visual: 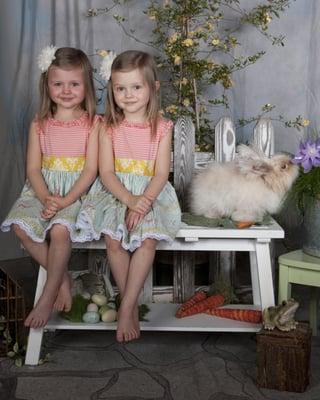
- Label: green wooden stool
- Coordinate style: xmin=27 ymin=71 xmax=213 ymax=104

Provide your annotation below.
xmin=278 ymin=250 xmax=320 ymax=336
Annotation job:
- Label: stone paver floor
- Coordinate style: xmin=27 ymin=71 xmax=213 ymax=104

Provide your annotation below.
xmin=0 ymin=329 xmax=319 ymax=400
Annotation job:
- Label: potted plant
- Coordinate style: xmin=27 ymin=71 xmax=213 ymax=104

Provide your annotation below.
xmin=292 ymin=135 xmax=320 ymax=257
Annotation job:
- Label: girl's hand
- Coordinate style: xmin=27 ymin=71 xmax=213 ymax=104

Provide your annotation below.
xmin=127 ymin=195 xmax=152 ymax=215
xmin=45 ymin=194 xmax=68 ymax=211
xmin=41 ymin=207 xmax=57 ymax=220
xmin=125 ymin=210 xmax=144 ymax=232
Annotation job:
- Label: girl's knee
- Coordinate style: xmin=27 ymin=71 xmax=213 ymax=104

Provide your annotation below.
xmin=141 ymin=238 xmax=157 ymax=251
xmin=12 ymin=224 xmax=27 ymax=240
xmin=105 ymin=236 xmax=122 ymax=253
xmin=50 ymin=224 xmax=70 ymax=242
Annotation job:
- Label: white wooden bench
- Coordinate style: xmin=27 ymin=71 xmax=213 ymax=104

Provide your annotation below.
xmin=25 ymin=116 xmax=284 ymax=365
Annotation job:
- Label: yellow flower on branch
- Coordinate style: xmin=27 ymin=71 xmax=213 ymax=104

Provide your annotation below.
xmin=302 ymin=119 xmax=310 ymax=127
xmin=181 ymin=78 xmax=188 ymax=85
xmin=200 ymin=105 xmax=207 ymax=113
xmin=166 ymin=105 xmax=178 ymax=114
xmin=169 ymin=32 xmax=179 ymax=43
xmin=211 ymin=38 xmax=220 ymax=46
xmin=205 ymin=22 xmax=214 ymax=31
xmin=174 ymin=55 xmax=182 ymax=65
xmin=183 ymin=98 xmax=190 ymax=107
xmin=182 ymin=38 xmax=194 ymax=47
xmin=148 ymin=11 xmax=157 ymax=20
xmin=265 ymin=13 xmax=271 ymax=23
xmin=97 ymin=49 xmax=109 ymax=57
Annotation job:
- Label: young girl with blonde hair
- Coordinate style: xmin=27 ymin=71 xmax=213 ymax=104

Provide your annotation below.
xmin=77 ymin=50 xmax=181 ymax=342
xmin=1 ymin=46 xmax=101 ymax=328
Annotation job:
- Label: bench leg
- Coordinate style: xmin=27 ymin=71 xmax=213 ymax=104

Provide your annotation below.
xmin=25 ymin=327 xmax=45 ymax=366
xmin=25 ymin=266 xmax=47 ymax=366
xmin=255 ymin=240 xmax=275 ymax=309
xmin=249 ymin=251 xmax=261 ymax=306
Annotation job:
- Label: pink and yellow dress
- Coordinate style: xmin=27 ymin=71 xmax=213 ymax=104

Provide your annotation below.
xmin=1 ymin=113 xmax=100 ymax=242
xmin=76 ymin=118 xmax=181 ymax=251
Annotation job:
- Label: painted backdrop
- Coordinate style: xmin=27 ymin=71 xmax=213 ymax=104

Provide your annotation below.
xmin=0 ymin=0 xmax=318 ymax=259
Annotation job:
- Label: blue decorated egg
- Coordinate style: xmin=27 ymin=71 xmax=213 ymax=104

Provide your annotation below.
xmin=82 ymin=311 xmax=100 ymax=324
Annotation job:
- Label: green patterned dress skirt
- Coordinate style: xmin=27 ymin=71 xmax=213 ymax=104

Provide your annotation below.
xmin=1 ymin=163 xmax=85 ymax=242
xmin=76 ymin=172 xmax=181 ymax=252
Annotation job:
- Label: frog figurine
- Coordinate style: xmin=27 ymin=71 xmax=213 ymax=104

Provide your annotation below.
xmin=262 ymin=298 xmax=299 ymax=331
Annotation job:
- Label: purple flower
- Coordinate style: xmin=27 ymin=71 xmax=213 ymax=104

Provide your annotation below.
xmin=293 ymin=139 xmax=320 ymax=173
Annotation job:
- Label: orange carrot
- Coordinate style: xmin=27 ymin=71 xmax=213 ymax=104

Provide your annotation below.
xmin=205 ymin=308 xmax=262 ymax=323
xmin=175 ymin=291 xmax=207 ymax=318
xmin=236 ymin=221 xmax=254 ymax=229
xmin=177 ymin=294 xmax=225 ymax=318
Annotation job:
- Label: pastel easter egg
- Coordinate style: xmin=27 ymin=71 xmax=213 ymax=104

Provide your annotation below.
xmin=98 ymin=305 xmax=110 ymax=315
xmin=101 ymin=309 xmax=117 ymax=323
xmin=91 ymin=294 xmax=108 ymax=306
xmin=82 ymin=311 xmax=100 ymax=324
xmin=87 ymin=303 xmax=99 ymax=313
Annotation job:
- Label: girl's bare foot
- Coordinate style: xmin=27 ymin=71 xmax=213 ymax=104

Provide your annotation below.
xmin=24 ymin=298 xmax=53 ymax=329
xmin=116 ymin=305 xmax=139 ymax=343
xmin=54 ymin=273 xmax=72 ymax=312
xmin=134 ymin=304 xmax=140 ymax=338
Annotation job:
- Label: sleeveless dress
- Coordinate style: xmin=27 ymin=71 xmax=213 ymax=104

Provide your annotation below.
xmin=76 ymin=118 xmax=181 ymax=251
xmin=1 ymin=112 xmax=100 ymax=242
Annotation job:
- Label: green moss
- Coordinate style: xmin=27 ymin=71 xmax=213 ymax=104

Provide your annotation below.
xmin=290 ymin=167 xmax=320 ymax=211
xmin=61 ymin=295 xmax=90 ymax=323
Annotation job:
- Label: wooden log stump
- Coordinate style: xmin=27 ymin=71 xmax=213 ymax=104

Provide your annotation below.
xmin=256 ymin=322 xmax=312 ymax=392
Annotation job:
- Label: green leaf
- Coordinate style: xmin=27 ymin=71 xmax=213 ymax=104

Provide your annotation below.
xmin=13 ymin=342 xmax=19 ymax=353
xmin=138 ymin=304 xmax=150 ymax=321
xmin=15 ymin=358 xmax=23 ymax=368
xmin=3 ymin=328 xmax=12 ymax=343
xmin=38 ymin=352 xmax=51 ymax=365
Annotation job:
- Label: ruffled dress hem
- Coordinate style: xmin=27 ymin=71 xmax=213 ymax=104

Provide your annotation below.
xmin=1 ymin=218 xmax=82 ymax=243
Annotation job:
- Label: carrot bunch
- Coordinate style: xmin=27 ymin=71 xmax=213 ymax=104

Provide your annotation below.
xmin=175 ymin=291 xmax=207 ymax=318
xmin=205 ymin=308 xmax=262 ymax=323
xmin=175 ymin=290 xmax=261 ymax=324
xmin=175 ymin=292 xmax=225 ymax=318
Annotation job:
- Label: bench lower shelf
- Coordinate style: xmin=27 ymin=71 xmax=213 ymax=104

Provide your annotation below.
xmin=46 ymin=303 xmax=262 ymax=333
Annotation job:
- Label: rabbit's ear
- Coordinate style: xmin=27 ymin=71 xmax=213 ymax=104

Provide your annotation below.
xmin=251 ymin=161 xmax=272 ymax=176
xmin=236 ymin=144 xmax=264 ymax=160
xmin=237 ymin=157 xmax=272 ymax=178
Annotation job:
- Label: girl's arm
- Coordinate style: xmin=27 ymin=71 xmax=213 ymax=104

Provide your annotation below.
xmin=26 ymin=121 xmax=51 ymax=205
xmin=99 ymin=127 xmax=150 ymax=213
xmin=48 ymin=120 xmax=100 ymax=210
xmin=143 ymin=128 xmax=172 ymax=202
xmin=125 ymin=130 xmax=172 ymax=232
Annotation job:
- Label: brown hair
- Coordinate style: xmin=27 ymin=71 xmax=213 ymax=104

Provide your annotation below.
xmin=105 ymin=50 xmax=160 ymax=136
xmin=38 ymin=47 xmax=96 ymax=124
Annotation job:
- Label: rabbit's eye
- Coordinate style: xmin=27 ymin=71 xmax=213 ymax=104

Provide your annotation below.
xmin=281 ymin=164 xmax=288 ymax=170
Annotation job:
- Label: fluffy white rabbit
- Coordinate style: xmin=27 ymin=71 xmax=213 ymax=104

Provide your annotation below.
xmin=189 ymin=144 xmax=298 ymax=223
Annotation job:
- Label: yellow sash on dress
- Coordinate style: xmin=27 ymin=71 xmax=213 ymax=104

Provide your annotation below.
xmin=42 ymin=156 xmax=85 ymax=172
xmin=115 ymin=158 xmax=155 ymax=176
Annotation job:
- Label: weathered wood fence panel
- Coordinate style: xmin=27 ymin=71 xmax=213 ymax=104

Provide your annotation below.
xmin=173 ymin=117 xmax=195 ymax=302
xmin=253 ymin=119 xmax=274 ymax=157
xmin=214 ymin=117 xmax=237 ymax=284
